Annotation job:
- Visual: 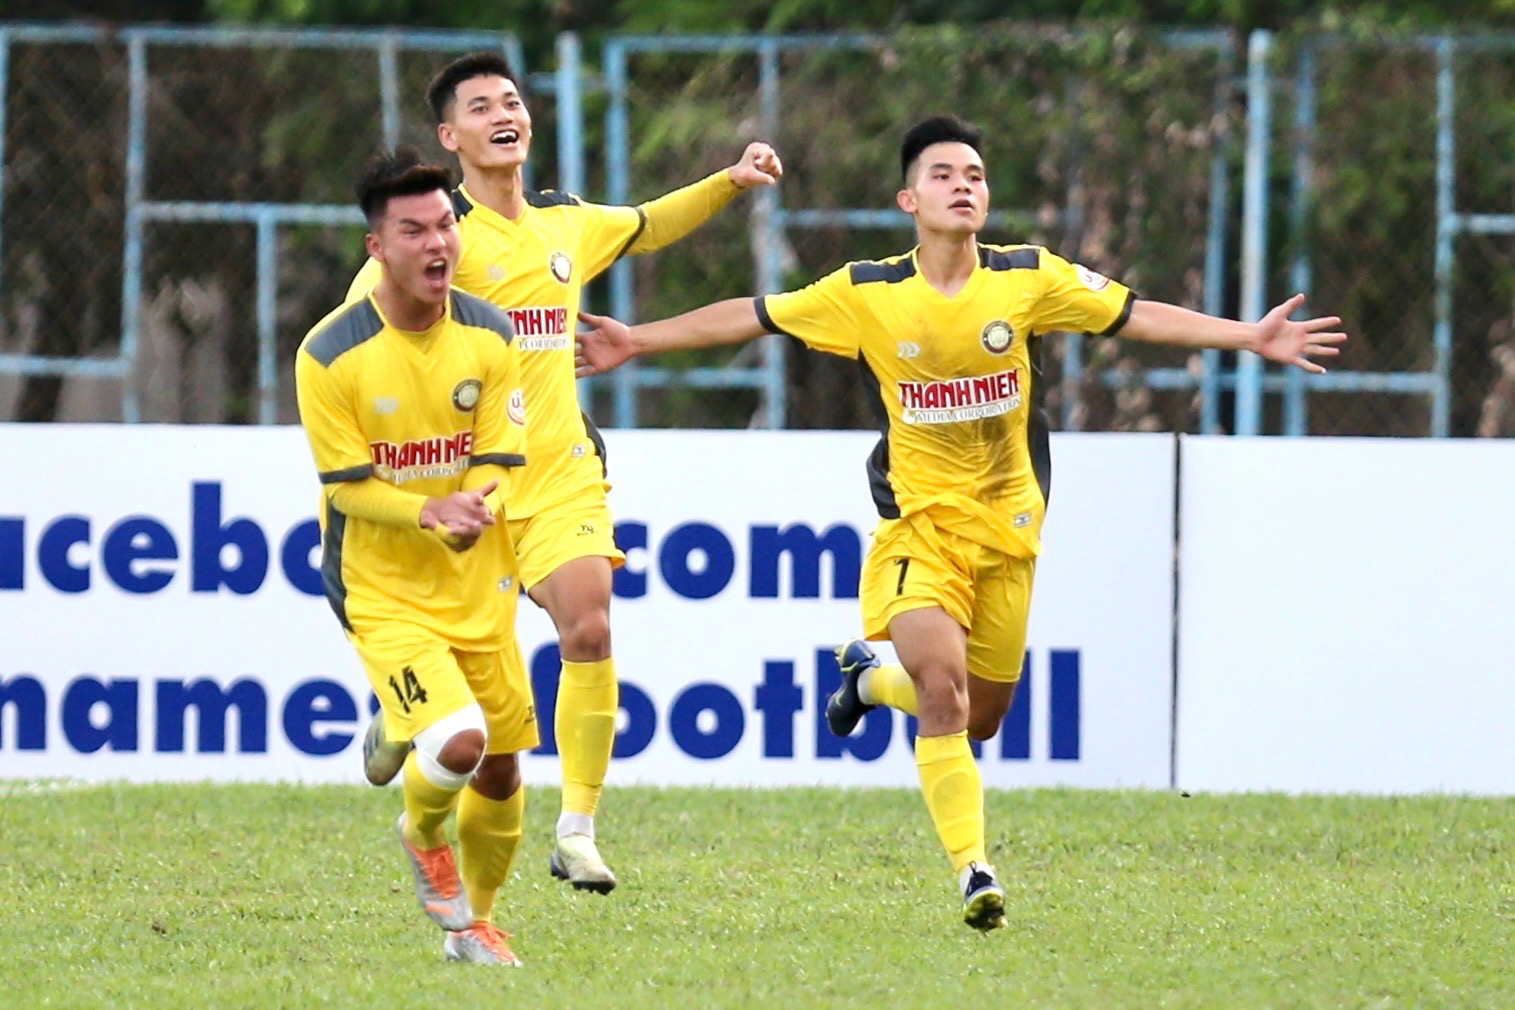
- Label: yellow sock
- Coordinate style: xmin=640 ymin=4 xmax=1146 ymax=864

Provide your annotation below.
xmin=457 ymin=783 xmax=525 ymax=925
xmin=915 ymin=731 xmax=986 ymax=873
xmin=402 ymin=750 xmax=463 ymax=849
xmin=864 ymin=663 xmax=918 ymax=715
xmin=558 ymin=658 xmax=618 ymax=818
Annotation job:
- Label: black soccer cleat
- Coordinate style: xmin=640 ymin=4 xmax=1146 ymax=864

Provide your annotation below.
xmin=825 ymin=639 xmax=880 ymax=738
xmin=961 ymin=862 xmax=1007 ymax=932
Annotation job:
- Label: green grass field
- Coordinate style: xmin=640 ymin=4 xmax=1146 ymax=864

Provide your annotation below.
xmin=1 ymin=783 xmax=1510 ymax=1009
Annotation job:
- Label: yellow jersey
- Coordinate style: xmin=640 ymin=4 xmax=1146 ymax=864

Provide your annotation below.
xmin=348 ymin=174 xmax=742 ymax=518
xmin=758 ymin=243 xmax=1133 ymax=558
xmin=295 ymin=289 xmax=526 ymax=648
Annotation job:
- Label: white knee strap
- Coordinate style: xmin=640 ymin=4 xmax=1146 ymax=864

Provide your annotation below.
xmin=412 ymin=703 xmax=487 ymax=789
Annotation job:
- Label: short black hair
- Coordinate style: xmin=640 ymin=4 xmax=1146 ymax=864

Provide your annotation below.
xmin=900 ymin=116 xmax=984 ymax=182
xmin=355 ymin=145 xmax=452 ymax=225
xmin=426 ymin=51 xmax=519 ymax=123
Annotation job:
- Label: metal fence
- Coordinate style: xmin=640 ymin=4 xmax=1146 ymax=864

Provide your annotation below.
xmin=1 ymin=22 xmax=1511 ymax=436
xmin=0 ymin=23 xmax=560 ymax=423
xmin=1260 ymin=31 xmax=1515 ymax=437
xmin=594 ymin=27 xmax=1238 ymax=432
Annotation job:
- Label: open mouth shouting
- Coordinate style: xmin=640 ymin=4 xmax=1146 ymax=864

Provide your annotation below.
xmin=423 ymin=256 xmax=450 ymax=290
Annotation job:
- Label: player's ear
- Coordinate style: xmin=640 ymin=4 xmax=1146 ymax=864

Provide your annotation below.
xmin=365 ymin=230 xmax=383 ymax=262
xmin=896 ymin=188 xmax=917 ymax=215
xmin=437 ymin=121 xmax=459 ymax=153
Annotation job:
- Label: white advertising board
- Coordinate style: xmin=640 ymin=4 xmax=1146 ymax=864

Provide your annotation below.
xmin=1176 ymin=436 xmax=1515 ymax=795
xmin=0 ymin=425 xmax=1175 ymax=788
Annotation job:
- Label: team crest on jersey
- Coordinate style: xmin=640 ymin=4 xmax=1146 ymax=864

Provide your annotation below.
xmin=549 ymin=251 xmax=572 ymax=284
xmin=1077 ymin=265 xmax=1112 ymax=291
xmin=980 ymin=320 xmax=1014 ymax=355
xmin=452 ymin=378 xmax=482 ymax=412
xmin=507 ymin=388 xmax=527 ymax=426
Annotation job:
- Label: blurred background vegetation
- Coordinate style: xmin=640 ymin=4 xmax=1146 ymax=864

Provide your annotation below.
xmin=2 ymin=0 xmax=1512 ymax=434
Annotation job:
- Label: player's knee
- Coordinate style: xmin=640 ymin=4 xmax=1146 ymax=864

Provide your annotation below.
xmin=560 ymin=608 xmax=612 ymax=659
xmin=413 ymin=703 xmax=488 ymax=788
xmin=913 ymin=670 xmax=969 ymax=727
xmin=471 ymin=752 xmax=521 ymax=800
xmin=967 ymin=706 xmax=1007 ymax=742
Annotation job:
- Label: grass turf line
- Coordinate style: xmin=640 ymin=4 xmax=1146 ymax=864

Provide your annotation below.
xmin=0 ymin=784 xmax=1510 ymax=1009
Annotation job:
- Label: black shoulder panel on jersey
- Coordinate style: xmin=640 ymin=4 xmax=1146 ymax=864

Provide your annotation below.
xmin=849 ymin=258 xmax=916 ymax=285
xmin=451 ymin=189 xmax=473 ymax=218
xmin=979 ymin=246 xmax=1041 ymax=271
xmin=306 ymin=299 xmax=384 ymax=367
xmin=450 ymin=290 xmax=515 ymax=343
xmin=525 ymin=189 xmax=580 ymax=209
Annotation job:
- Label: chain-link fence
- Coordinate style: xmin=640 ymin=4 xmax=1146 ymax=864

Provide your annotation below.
xmin=0 ymin=25 xmax=543 ymax=423
xmin=593 ymin=25 xmax=1239 ymax=432
xmin=3 ymin=23 xmax=1513 ymax=436
xmin=1267 ymin=31 xmax=1515 ymax=437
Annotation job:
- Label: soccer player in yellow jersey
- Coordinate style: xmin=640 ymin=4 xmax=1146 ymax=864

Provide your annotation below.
xmin=349 ymin=52 xmax=783 ymax=892
xmin=296 ymin=147 xmax=533 ymax=966
xmin=575 ymin=116 xmax=1347 ymax=931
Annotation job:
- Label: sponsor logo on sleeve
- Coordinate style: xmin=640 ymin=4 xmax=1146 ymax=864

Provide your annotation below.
xmin=1076 ymin=265 xmax=1111 ymax=292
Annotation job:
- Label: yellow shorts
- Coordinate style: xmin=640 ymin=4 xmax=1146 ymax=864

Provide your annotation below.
xmin=859 ymin=515 xmax=1036 ymax=684
xmin=508 ymin=484 xmax=625 ymax=590
xmin=348 ymin=620 xmax=539 ymax=755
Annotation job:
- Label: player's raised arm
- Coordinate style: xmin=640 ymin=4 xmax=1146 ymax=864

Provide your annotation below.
xmin=624 ymin=142 xmax=783 ymax=256
xmin=574 ymin=298 xmax=769 ymax=376
xmin=1119 ymin=293 xmax=1347 ymax=374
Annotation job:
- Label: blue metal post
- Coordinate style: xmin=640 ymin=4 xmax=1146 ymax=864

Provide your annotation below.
xmin=1200 ymin=39 xmax=1236 ymax=435
xmin=120 ymin=35 xmax=149 ymax=423
xmin=603 ymin=41 xmax=637 ymax=428
xmin=378 ymin=35 xmax=400 ymax=150
xmin=1284 ymin=41 xmax=1318 ymax=436
xmin=1236 ymin=30 xmax=1272 ymax=436
xmin=256 ymin=211 xmax=279 ymax=424
xmin=557 ymin=33 xmax=595 ymax=407
xmin=757 ymin=38 xmax=786 ymax=429
xmin=556 ymin=32 xmax=584 ymax=196
xmin=1062 ymin=333 xmax=1083 ymax=430
xmin=1432 ymin=38 xmax=1455 ymax=438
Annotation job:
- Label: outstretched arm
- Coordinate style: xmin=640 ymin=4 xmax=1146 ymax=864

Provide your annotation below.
xmin=1119 ymin=293 xmax=1346 ymax=373
xmin=627 ymin=143 xmax=784 ymax=255
xmin=575 ymin=298 xmax=769 ymax=376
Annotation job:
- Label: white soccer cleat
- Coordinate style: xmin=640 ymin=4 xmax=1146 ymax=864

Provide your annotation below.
xmin=549 ymin=834 xmax=617 ymax=894
xmin=444 ymin=923 xmax=523 ymax=967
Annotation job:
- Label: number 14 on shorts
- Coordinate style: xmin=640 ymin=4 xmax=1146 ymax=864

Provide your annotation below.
xmin=389 ymin=666 xmax=429 ymax=713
